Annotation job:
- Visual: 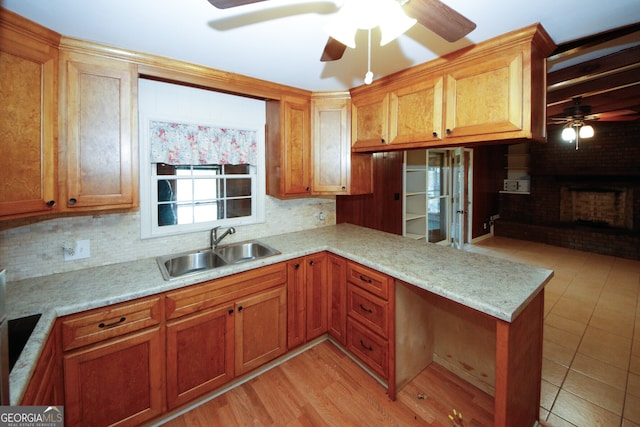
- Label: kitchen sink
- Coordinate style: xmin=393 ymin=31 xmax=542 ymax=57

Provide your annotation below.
xmin=157 ymin=250 xmax=228 ymax=281
xmin=214 ymin=241 xmax=280 ymax=265
xmin=157 ymin=241 xmax=280 ymax=280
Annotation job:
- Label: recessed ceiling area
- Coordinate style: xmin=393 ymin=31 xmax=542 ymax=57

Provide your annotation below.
xmin=2 ymin=0 xmax=639 ymax=92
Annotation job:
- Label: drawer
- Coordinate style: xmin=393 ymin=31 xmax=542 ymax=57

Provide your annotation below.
xmin=347 ymin=261 xmax=390 ymax=300
xmin=346 ymin=317 xmax=388 ymax=380
xmin=347 ymin=284 xmax=388 ymax=338
xmin=165 ymin=263 xmax=287 ymax=320
xmin=62 ymin=296 xmax=162 ymax=351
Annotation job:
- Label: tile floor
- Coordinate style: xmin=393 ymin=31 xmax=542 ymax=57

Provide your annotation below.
xmin=467 ymin=236 xmax=640 ymax=426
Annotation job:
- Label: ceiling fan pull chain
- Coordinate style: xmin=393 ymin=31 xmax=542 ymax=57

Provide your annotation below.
xmin=364 ymin=28 xmax=374 ymax=84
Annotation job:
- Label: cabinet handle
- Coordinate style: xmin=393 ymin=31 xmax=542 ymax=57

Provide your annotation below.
xmin=98 ymin=317 xmax=126 ymax=329
xmin=309 ymin=260 xmax=314 ymax=266
xmin=341 ymin=186 xmax=346 ymax=190
xmin=380 ymin=138 xmax=385 ymax=143
xmin=46 ymin=200 xmax=56 ymax=207
xmin=238 ymin=306 xmax=244 ymax=312
xmin=305 ymin=187 xmax=310 ymax=192
xmin=432 ymin=132 xmax=438 ymax=137
xmin=445 ymin=128 xmax=452 ymax=135
xmin=359 ymin=275 xmax=372 ymax=283
xmin=360 ymin=340 xmax=373 ymax=352
xmin=228 ymin=308 xmax=234 ymax=315
xmin=359 ymin=303 xmax=373 ymax=314
xmin=69 ymin=198 xmax=77 ymax=205
xmin=294 ymin=263 xmax=300 ymax=269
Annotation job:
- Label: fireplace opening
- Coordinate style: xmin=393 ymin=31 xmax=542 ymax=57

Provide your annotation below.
xmin=560 ymin=184 xmax=633 ymax=230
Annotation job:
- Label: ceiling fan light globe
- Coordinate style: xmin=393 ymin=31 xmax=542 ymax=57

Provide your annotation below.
xmin=561 ymin=127 xmax=576 ymax=142
xmin=579 ymin=125 xmax=594 ymax=138
xmin=379 ymin=8 xmax=416 ymax=46
xmin=324 ymin=17 xmax=357 ymax=48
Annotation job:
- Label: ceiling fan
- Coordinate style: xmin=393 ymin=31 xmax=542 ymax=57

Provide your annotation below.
xmin=549 ymin=97 xmax=640 ymax=126
xmin=206 ymin=0 xmax=476 ymax=62
xmin=548 ymin=96 xmax=640 ymax=149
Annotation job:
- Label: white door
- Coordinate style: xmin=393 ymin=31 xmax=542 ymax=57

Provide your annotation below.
xmin=451 ymin=148 xmax=471 ymax=249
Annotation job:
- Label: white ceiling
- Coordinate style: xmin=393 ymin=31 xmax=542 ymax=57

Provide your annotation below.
xmin=3 ymin=0 xmax=640 ymax=92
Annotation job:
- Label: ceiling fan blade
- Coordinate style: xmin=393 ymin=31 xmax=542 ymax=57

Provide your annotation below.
xmin=207 ymin=0 xmax=270 ymax=9
xmin=320 ymin=37 xmax=347 ymax=62
xmin=403 ymin=0 xmax=476 ymax=43
xmin=594 ymin=109 xmax=640 ymax=121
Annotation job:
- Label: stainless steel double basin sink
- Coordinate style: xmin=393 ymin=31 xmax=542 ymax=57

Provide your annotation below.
xmin=156 ymin=241 xmax=280 ymax=281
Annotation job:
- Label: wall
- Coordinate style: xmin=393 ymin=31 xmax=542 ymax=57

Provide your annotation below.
xmin=496 ymin=121 xmax=640 ymax=259
xmin=0 ymin=196 xmax=335 ymax=282
xmin=336 ymin=152 xmax=403 ymax=235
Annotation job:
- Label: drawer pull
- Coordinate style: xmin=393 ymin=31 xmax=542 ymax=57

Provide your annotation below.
xmin=359 ymin=303 xmax=373 ymax=314
xmin=360 ymin=340 xmax=373 ymax=352
xmin=98 ymin=317 xmax=126 ymax=329
xmin=359 ymin=275 xmax=372 ymax=283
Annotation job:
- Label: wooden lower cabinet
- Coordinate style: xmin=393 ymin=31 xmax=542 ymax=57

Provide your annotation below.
xmin=20 ymin=322 xmax=64 ymax=406
xmin=63 ymin=327 xmax=165 ymax=427
xmin=166 ymin=303 xmax=234 ymax=410
xmin=287 ymin=253 xmax=328 ymax=349
xmin=327 ymin=254 xmax=347 ymax=346
xmin=235 ymin=285 xmax=287 ymax=375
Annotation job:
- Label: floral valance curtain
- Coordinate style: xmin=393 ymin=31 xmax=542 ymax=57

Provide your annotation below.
xmin=149 ymin=120 xmax=258 ymax=166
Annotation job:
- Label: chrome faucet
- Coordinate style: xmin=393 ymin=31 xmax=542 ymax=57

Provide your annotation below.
xmin=211 ymin=226 xmax=236 ymax=249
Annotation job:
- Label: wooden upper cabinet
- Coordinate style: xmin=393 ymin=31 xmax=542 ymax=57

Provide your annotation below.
xmin=59 ymin=44 xmax=138 ymax=211
xmin=444 ymin=48 xmax=524 ymax=141
xmin=350 ymin=24 xmax=555 ymax=152
xmin=389 ymin=76 xmax=444 ymax=147
xmin=311 ymin=93 xmax=372 ymax=195
xmin=0 ymin=10 xmax=59 ymax=219
xmin=351 ymin=89 xmax=389 ymax=151
xmin=266 ymin=95 xmax=312 ymax=198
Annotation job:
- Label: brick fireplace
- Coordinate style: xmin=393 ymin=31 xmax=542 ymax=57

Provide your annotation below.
xmin=495 ymin=121 xmax=640 ymax=260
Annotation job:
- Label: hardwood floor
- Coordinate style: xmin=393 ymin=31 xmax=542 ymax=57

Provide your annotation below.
xmin=160 ymin=341 xmax=493 ymax=426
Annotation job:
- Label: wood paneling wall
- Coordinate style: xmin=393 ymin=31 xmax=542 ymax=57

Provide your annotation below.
xmin=336 ymin=152 xmax=403 ymax=235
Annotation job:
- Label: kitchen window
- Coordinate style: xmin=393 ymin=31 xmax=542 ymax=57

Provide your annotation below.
xmin=140 ymin=118 xmax=265 ymax=238
xmin=138 ymin=79 xmax=266 ymax=238
xmin=155 ymin=163 xmax=254 ymax=226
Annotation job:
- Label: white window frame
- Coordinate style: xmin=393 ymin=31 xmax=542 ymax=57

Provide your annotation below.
xmin=139 ymin=115 xmax=265 ymax=239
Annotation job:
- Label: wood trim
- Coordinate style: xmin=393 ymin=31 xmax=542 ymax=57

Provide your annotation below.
xmin=494 ymin=290 xmax=544 ymax=427
xmin=59 ymin=36 xmax=310 ymax=101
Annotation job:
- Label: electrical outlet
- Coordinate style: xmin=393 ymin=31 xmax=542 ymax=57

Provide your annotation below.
xmin=64 ymin=239 xmax=91 ymax=261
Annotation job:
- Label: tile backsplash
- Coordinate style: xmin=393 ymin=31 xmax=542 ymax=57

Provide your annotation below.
xmin=0 ymin=196 xmax=335 ymax=282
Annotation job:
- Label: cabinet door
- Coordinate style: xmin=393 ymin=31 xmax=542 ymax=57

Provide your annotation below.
xmin=351 ymin=90 xmax=389 ymax=151
xmin=266 ymin=97 xmax=311 ymax=198
xmin=444 ymin=50 xmax=524 ymax=140
xmin=21 ymin=323 xmax=63 ymax=406
xmin=166 ymin=303 xmax=234 ymax=409
xmin=60 ymin=50 xmax=138 ymax=210
xmin=389 ymin=76 xmax=443 ymax=146
xmin=63 ymin=327 xmax=164 ymax=427
xmin=327 ymin=254 xmax=347 ymax=346
xmin=0 ymin=12 xmax=58 ymax=219
xmin=287 ymin=258 xmax=306 ymax=349
xmin=305 ymin=253 xmax=328 ymax=340
xmin=312 ymin=96 xmax=349 ymax=194
xmin=235 ymin=285 xmax=287 ymax=376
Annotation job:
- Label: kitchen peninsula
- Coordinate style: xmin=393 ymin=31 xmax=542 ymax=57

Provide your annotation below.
xmin=8 ymin=224 xmax=552 ymax=426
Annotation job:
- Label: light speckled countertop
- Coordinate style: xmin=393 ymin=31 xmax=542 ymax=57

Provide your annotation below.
xmin=7 ymin=224 xmax=553 ymax=404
